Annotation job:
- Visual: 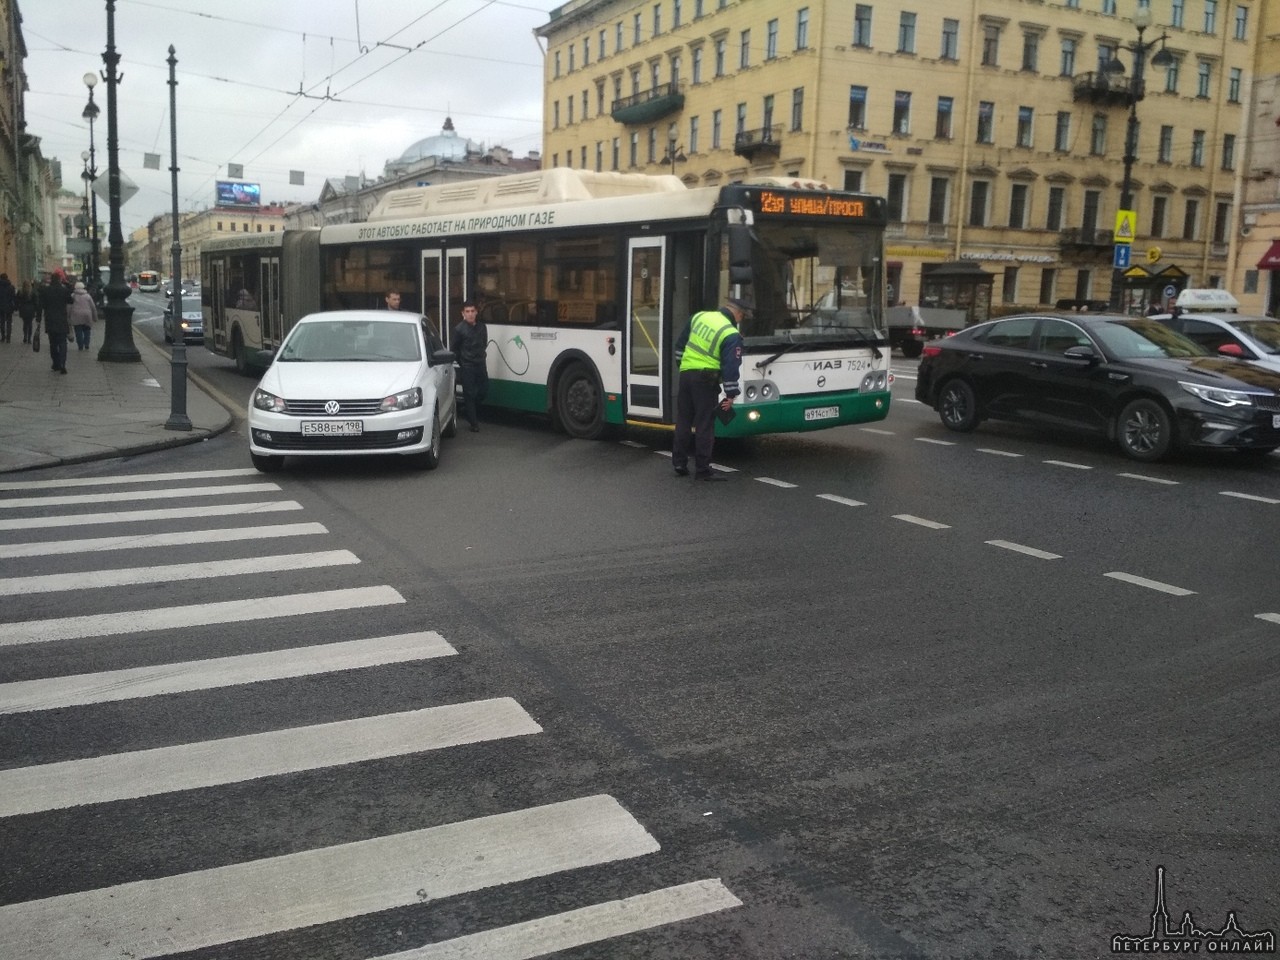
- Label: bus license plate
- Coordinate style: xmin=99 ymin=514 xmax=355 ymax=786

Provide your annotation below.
xmin=804 ymin=406 xmax=840 ymax=422
xmin=302 ymin=420 xmax=363 ymax=437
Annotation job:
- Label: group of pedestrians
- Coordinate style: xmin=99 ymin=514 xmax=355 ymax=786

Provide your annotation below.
xmin=0 ymin=268 xmax=100 ymax=374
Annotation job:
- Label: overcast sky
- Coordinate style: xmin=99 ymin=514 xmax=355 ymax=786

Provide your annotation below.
xmin=22 ymin=0 xmax=559 ymax=234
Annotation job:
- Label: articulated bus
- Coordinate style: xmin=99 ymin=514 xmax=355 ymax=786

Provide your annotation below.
xmin=137 ymin=270 xmax=161 ymax=293
xmin=202 ymin=168 xmax=892 ymax=438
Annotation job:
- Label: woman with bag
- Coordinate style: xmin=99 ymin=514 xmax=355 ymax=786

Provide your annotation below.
xmin=69 ymin=281 xmax=99 ymax=351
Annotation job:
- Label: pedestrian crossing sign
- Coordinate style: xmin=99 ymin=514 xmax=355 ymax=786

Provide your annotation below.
xmin=1114 ymin=210 xmax=1136 ymax=244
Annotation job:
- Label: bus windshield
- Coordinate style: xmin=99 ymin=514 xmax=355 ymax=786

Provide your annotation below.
xmin=736 ymin=220 xmax=884 ymax=346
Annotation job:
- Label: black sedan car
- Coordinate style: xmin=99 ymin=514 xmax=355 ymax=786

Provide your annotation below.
xmin=914 ymin=313 xmax=1280 ymax=461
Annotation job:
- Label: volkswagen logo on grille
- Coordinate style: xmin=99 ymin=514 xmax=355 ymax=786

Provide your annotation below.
xmin=324 ymin=400 xmax=341 ymax=415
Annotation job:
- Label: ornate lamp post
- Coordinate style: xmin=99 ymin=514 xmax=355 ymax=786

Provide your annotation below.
xmin=661 ymin=138 xmax=687 ymax=176
xmin=82 ymin=70 xmax=101 ymax=290
xmin=164 ymin=46 xmax=190 ymax=431
xmin=1105 ymin=8 xmax=1173 ymax=313
xmin=97 ymin=0 xmax=140 ymax=362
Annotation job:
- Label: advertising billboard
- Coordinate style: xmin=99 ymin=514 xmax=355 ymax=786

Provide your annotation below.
xmin=215 ymin=180 xmax=261 ymax=208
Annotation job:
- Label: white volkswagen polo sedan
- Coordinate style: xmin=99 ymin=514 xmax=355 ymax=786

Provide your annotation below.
xmin=247 ymin=310 xmax=457 ymax=472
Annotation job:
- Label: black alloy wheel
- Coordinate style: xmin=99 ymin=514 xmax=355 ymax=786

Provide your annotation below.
xmin=938 ymin=378 xmax=979 ymax=432
xmin=1116 ymin=397 xmax=1174 ymax=462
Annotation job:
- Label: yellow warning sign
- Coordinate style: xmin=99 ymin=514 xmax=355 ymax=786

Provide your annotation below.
xmin=1114 ymin=210 xmax=1136 ymax=243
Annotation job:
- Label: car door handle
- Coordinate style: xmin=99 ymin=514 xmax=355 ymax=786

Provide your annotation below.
xmin=1029 ymin=360 xmax=1048 ymax=369
xmin=966 ymin=353 xmax=984 ymax=360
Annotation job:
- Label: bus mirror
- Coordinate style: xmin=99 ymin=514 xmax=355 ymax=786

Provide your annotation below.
xmin=727 ymin=223 xmax=753 ymax=285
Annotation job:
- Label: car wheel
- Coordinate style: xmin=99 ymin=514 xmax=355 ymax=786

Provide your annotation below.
xmin=938 ymin=378 xmax=979 ymax=432
xmin=250 ymin=452 xmax=284 ymax=473
xmin=901 ymin=340 xmax=923 ymax=359
xmin=411 ymin=408 xmax=442 ymax=470
xmin=442 ymin=400 xmax=457 ymax=439
xmin=1117 ymin=397 xmax=1174 ymax=462
xmin=232 ymin=329 xmax=250 ymax=376
xmin=555 ymin=360 xmax=605 ymax=439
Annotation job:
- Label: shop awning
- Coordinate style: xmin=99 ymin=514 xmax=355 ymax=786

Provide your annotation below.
xmin=1257 ymin=239 xmax=1280 ymax=270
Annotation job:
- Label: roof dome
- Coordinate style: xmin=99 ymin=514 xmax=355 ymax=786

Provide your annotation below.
xmin=396 ymin=117 xmax=479 ymax=164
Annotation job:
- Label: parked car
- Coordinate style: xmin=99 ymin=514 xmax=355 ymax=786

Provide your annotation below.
xmin=162 ymin=304 xmax=204 ymax=344
xmin=247 ymin=310 xmax=457 ymax=473
xmin=914 ymin=312 xmax=1280 ymax=461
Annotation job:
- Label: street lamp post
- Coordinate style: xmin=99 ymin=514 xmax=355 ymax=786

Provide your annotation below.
xmin=81 ymin=74 xmax=100 ymax=293
xmin=662 ymin=138 xmax=687 ymax=176
xmin=1105 ymin=8 xmax=1172 ymax=313
xmin=164 ymin=45 xmax=190 ymax=431
xmin=97 ymin=0 xmax=140 ymax=362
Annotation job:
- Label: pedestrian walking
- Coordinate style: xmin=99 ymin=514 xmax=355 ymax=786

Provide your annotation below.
xmin=452 ymin=299 xmax=488 ymax=432
xmin=0 ymin=273 xmax=15 ymax=343
xmin=16 ymin=280 xmax=38 ymax=344
xmin=37 ymin=269 xmax=74 ymax=374
xmin=69 ymin=281 xmax=99 ymax=351
xmin=671 ymin=296 xmax=749 ymax=481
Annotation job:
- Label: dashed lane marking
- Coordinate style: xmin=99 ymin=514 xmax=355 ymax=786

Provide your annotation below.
xmin=977 ymin=448 xmax=1022 ymax=458
xmin=756 ymin=477 xmax=797 ymax=488
xmin=1257 ymin=613 xmax=1280 ymax=625
xmin=0 ymin=631 xmax=456 ymax=714
xmin=816 ymin=494 xmax=865 ymax=507
xmin=859 ymin=428 xmax=895 ymax=435
xmin=915 ymin=438 xmax=955 ymax=446
xmin=1221 ymin=491 xmax=1280 ymax=504
xmin=1043 ymin=460 xmax=1092 ymax=470
xmin=1103 ymin=572 xmax=1196 ymax=596
xmin=892 ymin=514 xmax=951 ymax=530
xmin=1118 ymin=473 xmax=1179 ymax=485
xmin=986 ymin=540 xmax=1062 ymax=560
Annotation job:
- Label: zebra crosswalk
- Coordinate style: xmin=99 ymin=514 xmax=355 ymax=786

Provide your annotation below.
xmin=0 ymin=466 xmax=740 ymax=958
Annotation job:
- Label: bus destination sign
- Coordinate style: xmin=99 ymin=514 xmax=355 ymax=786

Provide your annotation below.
xmin=758 ymin=190 xmax=867 ymax=219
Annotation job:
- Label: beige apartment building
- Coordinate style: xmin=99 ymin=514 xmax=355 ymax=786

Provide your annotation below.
xmin=537 ymin=0 xmax=1262 ymax=314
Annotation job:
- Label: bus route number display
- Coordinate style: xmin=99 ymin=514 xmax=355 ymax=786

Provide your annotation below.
xmin=758 ymin=191 xmax=866 ymax=219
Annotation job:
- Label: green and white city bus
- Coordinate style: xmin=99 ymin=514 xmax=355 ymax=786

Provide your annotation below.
xmin=203 ymin=168 xmax=892 ymax=438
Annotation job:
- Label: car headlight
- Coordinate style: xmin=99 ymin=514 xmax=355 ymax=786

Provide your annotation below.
xmin=253 ymin=388 xmax=286 ymax=412
xmin=379 ymin=387 xmax=423 ymax=412
xmin=1178 ymin=381 xmax=1255 ymax=408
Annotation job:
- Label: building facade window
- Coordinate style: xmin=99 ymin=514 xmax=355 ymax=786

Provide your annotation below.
xmin=1228 ymin=67 xmax=1241 ymax=102
xmin=1046 ymin=186 xmax=1065 ymax=230
xmin=689 ymin=115 xmax=699 ymax=153
xmin=653 ymin=3 xmax=661 ymax=36
xmin=616 ymin=22 xmax=624 ymax=53
xmin=899 ymin=12 xmax=916 ymax=53
xmin=936 ymin=97 xmax=953 ymax=139
xmin=740 ymin=29 xmax=751 ymax=68
xmin=1191 ymin=129 xmax=1205 ymax=167
xmin=1151 ymin=195 xmax=1167 ymax=237
xmin=648 ymin=127 xmax=657 ymax=163
xmin=1203 ymin=0 xmax=1217 ymax=33
xmin=982 ymin=24 xmax=1000 ymax=66
xmin=1039 ymin=269 xmax=1057 ymax=305
xmin=849 ymin=86 xmax=868 ymax=129
xmin=673 ymin=0 xmax=682 ymax=28
xmin=854 ymin=5 xmax=873 ymax=47
xmin=977 ymin=101 xmax=994 ymax=143
xmin=969 ymin=181 xmax=990 ymax=227
xmin=1097 ymin=42 xmax=1116 ymax=72
xmin=1074 ymin=270 xmax=1092 ymax=302
xmin=928 ymin=177 xmax=949 ymax=223
xmin=1222 ymin=133 xmax=1236 ymax=170
xmin=692 ymin=47 xmax=703 ymax=83
xmin=582 ymin=38 xmax=589 ymax=67
xmin=712 ymin=109 xmax=722 ymax=148
xmin=1197 ymin=61 xmax=1211 ymax=97
xmin=1082 ymin=189 xmax=1100 ymax=233
xmin=1165 ymin=57 xmax=1180 ymax=93
xmin=554 ymin=51 xmax=562 ymax=78
xmin=762 ymin=93 xmax=774 ymax=130
xmin=1158 ymin=125 xmax=1173 ymax=162
xmin=791 ymin=87 xmax=804 ymax=131
xmin=1090 ymin=114 xmax=1107 ymax=155
xmin=1182 ymin=198 xmax=1199 ymax=239
xmin=736 ymin=101 xmax=747 ymax=135
xmin=553 ymin=101 xmax=560 ymax=128
xmin=893 ymin=91 xmax=911 ymax=134
xmin=1054 ymin=111 xmax=1071 ymax=151
xmin=1213 ymin=201 xmax=1230 ymax=244
xmin=599 ymin=29 xmax=606 ymax=59
xmin=1022 ymin=32 xmax=1039 ymax=72
xmin=1009 ymin=183 xmax=1028 ymax=228
xmin=634 ymin=12 xmax=642 ymax=44
xmin=941 ymin=19 xmax=959 ymax=59
xmin=1172 ymin=0 xmax=1184 ymax=28
xmin=630 ymin=132 xmax=639 ymax=167
xmin=766 ymin=19 xmax=778 ymax=59
xmin=1060 ymin=37 xmax=1076 ymax=76
xmin=612 ymin=137 xmax=620 ymax=170
xmin=1102 ymin=0 xmax=1116 ymax=13
xmin=1002 ymin=267 xmax=1019 ymax=304
xmin=796 ymin=8 xmax=809 ymax=50
xmin=1234 ymin=4 xmax=1248 ymax=40
xmin=887 ymin=173 xmax=907 ymax=221
xmin=1017 ymin=106 xmax=1033 ymax=148
xmin=844 ymin=170 xmax=863 ymax=192
xmin=650 ymin=61 xmax=661 ymax=90
xmin=715 ymin=38 xmax=726 ymax=76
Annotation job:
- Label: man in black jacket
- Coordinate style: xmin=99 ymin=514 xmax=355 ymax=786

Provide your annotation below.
xmin=452 ymin=299 xmax=488 ymax=432
xmin=37 ymin=269 xmax=74 ymax=374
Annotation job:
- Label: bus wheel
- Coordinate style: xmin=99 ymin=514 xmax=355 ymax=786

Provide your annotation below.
xmin=556 ymin=361 xmax=605 ymax=440
xmin=232 ymin=329 xmax=250 ymax=376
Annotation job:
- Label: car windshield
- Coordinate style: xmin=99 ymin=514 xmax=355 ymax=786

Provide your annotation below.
xmin=279 ymin=320 xmax=422 ymax=362
xmin=1090 ymin=318 xmax=1210 ymax=359
xmin=1232 ymin=320 xmax=1280 ymax=353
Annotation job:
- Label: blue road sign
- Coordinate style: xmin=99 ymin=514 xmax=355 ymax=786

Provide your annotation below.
xmin=1113 ymin=244 xmax=1131 ymax=269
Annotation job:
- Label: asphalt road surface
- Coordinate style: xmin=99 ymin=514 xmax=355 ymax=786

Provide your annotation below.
xmin=0 ymin=296 xmax=1275 ymax=959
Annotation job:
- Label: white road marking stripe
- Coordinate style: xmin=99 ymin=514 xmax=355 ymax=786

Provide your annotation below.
xmin=915 ymin=437 xmax=955 ymax=445
xmin=0 ymin=631 xmax=456 ymax=714
xmin=977 ymin=448 xmax=1023 ymax=458
xmin=0 ymin=795 xmax=659 ymax=960
xmin=1043 ymin=460 xmax=1092 ymax=470
xmin=0 ymin=483 xmax=281 ymax=510
xmin=0 ymin=522 xmax=328 ymax=559
xmin=379 ymin=879 xmax=742 ymax=960
xmin=0 ymin=585 xmax=405 ymax=647
xmin=0 ymin=468 xmax=258 ymax=493
xmin=756 ymin=477 xmax=797 ymax=488
xmin=655 ymin=450 xmax=673 ymax=459
xmin=859 ymin=427 xmax=895 ymax=435
xmin=1118 ymin=473 xmax=1179 ymax=485
xmin=1104 ymin=572 xmax=1196 ymax=596
xmin=0 ymin=500 xmax=304 ymax=532
xmin=0 ymin=699 xmax=540 ymax=816
xmin=1221 ymin=491 xmax=1280 ymax=504
xmin=0 ymin=550 xmax=360 ymax=597
xmin=816 ymin=494 xmax=865 ymax=507
xmin=893 ymin=514 xmax=951 ymax=529
xmin=709 ymin=462 xmax=738 ymax=473
xmin=896 ymin=397 xmax=923 ymax=404
xmin=619 ymin=440 xmax=646 ymax=448
xmin=986 ymin=540 xmax=1062 ymax=560
xmin=1256 ymin=613 xmax=1280 ymax=625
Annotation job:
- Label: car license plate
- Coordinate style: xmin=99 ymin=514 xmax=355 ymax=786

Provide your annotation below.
xmin=804 ymin=406 xmax=840 ymax=422
xmin=1273 ymin=414 xmax=1280 ymax=429
xmin=301 ymin=420 xmax=363 ymax=436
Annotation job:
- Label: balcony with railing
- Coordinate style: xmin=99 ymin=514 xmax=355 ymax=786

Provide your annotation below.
xmin=1071 ymin=72 xmax=1144 ymax=107
xmin=610 ymin=82 xmax=685 ymax=125
xmin=1059 ymin=227 xmax=1113 ymax=251
xmin=734 ymin=124 xmax=782 ymax=161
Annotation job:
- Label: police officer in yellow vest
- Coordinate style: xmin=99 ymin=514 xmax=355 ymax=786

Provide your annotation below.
xmin=672 ymin=296 xmax=750 ymax=480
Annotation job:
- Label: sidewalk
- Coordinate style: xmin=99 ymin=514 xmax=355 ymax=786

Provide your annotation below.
xmin=0 ymin=327 xmax=233 ymax=474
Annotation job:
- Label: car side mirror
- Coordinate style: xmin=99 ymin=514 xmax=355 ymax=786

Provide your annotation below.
xmin=1062 ymin=345 xmax=1099 ymax=363
xmin=254 ymin=348 xmax=277 ymax=367
xmin=1217 ymin=342 xmax=1245 ymax=358
xmin=431 ymin=349 xmax=456 ymax=367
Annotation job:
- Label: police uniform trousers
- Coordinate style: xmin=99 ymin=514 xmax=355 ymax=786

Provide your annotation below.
xmin=672 ymin=368 xmax=722 ymax=477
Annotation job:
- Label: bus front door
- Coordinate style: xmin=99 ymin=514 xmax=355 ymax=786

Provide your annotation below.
xmin=422 ymin=248 xmax=467 ymax=347
xmin=626 ymin=237 xmax=666 ymax=420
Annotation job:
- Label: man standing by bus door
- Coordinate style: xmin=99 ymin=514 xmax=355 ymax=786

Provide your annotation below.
xmin=672 ymin=296 xmax=749 ymax=480
xmin=453 ymin=299 xmax=488 ymax=432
